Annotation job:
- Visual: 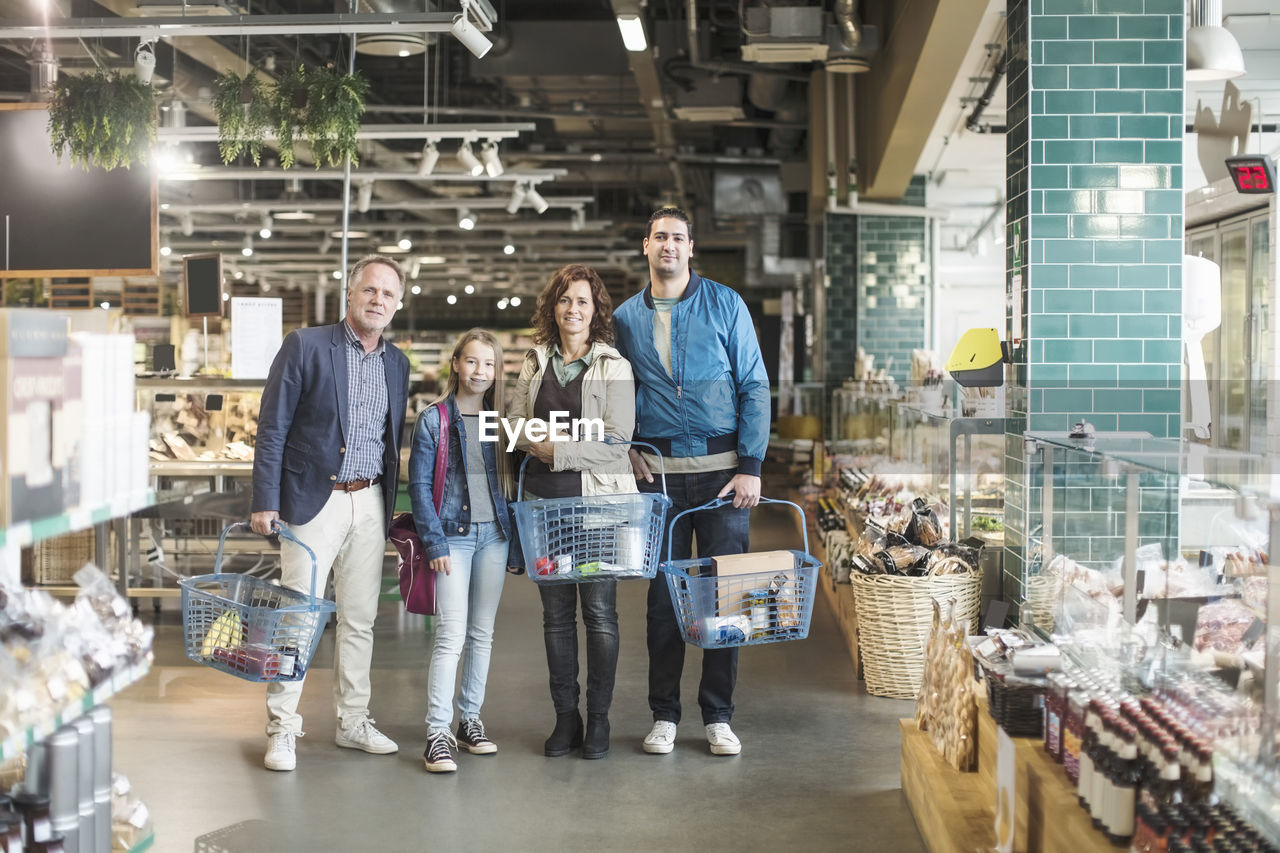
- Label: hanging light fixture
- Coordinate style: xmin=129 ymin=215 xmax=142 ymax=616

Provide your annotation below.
xmin=259 ymin=214 xmax=273 ymax=239
xmin=506 ymin=182 xmax=528 ymax=214
xmin=525 ymin=184 xmax=550 ymax=215
xmin=417 ymin=140 xmax=440 ymax=177
xmin=356 ymin=181 xmax=374 ymax=213
xmin=398 ymin=234 xmax=413 ymax=251
xmin=503 ymin=241 xmax=516 ymax=255
xmin=458 ymin=208 xmax=477 ymax=230
xmin=181 ymin=211 xmax=194 ymax=236
xmin=456 ymin=141 xmax=484 ymax=177
xmin=241 ymin=235 xmax=254 ymax=257
xmin=480 ymin=141 xmax=504 ymax=177
xmin=1187 ymin=0 xmax=1245 ymax=81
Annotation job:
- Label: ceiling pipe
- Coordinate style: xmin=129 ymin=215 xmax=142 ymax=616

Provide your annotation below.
xmin=161 ymin=196 xmax=594 ymax=214
xmin=834 ymin=0 xmax=862 ymax=50
xmin=0 ymin=11 xmax=459 ymax=39
xmin=161 ymin=167 xmax=567 ymax=183
xmin=964 ymin=50 xmax=1006 ymax=134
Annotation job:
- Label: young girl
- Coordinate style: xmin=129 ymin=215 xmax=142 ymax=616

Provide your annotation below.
xmin=409 ymin=328 xmax=514 ymax=773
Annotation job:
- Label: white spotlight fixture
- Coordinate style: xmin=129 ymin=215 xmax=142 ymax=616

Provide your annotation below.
xmin=510 ymin=296 xmax=522 ymax=307
xmin=417 ymin=140 xmax=440 ymax=177
xmin=450 ymin=6 xmax=494 ymax=59
xmin=497 ymin=298 xmax=509 ymax=310
xmin=241 ymin=235 xmax=254 ymax=257
xmin=480 ymin=141 xmax=504 ymax=178
xmin=398 ymin=235 xmax=413 ymax=251
xmin=99 ymin=301 xmax=110 ymax=310
xmin=447 ymin=294 xmax=458 ymax=305
xmin=616 ymin=13 xmax=648 ymax=52
xmin=410 ymin=284 xmax=422 ymax=295
xmin=503 ymin=241 xmax=516 ymax=255
xmin=356 ymin=181 xmax=374 ymax=213
xmin=320 ymin=235 xmax=333 ymax=254
xmin=181 ymin=211 xmax=194 ymax=236
xmin=464 ymin=284 xmax=476 ymax=295
xmin=333 ymin=269 xmax=344 ymax=279
xmin=222 ymin=292 xmax=230 ymax=301
xmin=409 ymin=259 xmax=422 ymax=279
xmin=259 ymin=214 xmax=273 ymax=239
xmin=525 ymin=184 xmax=550 ymax=215
xmin=134 ymin=39 xmax=156 ymax=84
xmin=234 ymin=270 xmax=244 ymax=280
xmin=1187 ymin=0 xmax=1246 ymax=81
xmin=506 ymin=182 xmax=528 ymax=214
xmin=159 ymin=238 xmax=171 ymax=257
xmin=456 ymin=141 xmax=484 ymax=177
xmin=458 ymin=208 xmax=477 ymax=231
xmin=571 ymin=208 xmax=585 ymax=232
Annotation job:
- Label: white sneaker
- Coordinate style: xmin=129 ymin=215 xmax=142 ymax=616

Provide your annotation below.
xmin=705 ymin=723 xmax=741 ymax=756
xmin=643 ymin=721 xmax=677 ymax=754
xmin=335 ymin=718 xmax=399 ymax=755
xmin=264 ymin=731 xmax=299 ymax=771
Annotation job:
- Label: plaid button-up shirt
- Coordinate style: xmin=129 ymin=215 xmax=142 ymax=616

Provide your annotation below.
xmin=336 ymin=321 xmax=389 ymax=482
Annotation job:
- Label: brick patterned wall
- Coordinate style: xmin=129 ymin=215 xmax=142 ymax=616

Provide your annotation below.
xmin=824 ymin=213 xmax=859 ymax=388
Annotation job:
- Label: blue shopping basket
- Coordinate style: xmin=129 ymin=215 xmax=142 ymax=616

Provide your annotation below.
xmin=511 ymin=440 xmax=671 ymax=583
xmin=659 ymin=496 xmax=819 ymax=649
xmin=179 ymin=522 xmax=335 ymax=683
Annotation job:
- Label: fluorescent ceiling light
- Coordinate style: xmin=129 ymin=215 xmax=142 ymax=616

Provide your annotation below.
xmin=259 ymin=214 xmax=273 ymax=239
xmin=616 ymin=14 xmax=647 ymax=52
xmin=329 ymin=229 xmax=370 ymax=239
xmin=464 ymin=284 xmax=475 ymax=294
xmin=510 ymin=296 xmax=521 ymax=307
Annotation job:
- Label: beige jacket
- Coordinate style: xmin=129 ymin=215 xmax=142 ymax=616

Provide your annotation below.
xmin=508 ymin=341 xmax=637 ymax=497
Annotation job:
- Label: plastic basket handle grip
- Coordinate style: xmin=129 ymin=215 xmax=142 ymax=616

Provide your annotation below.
xmin=664 ymin=495 xmax=810 ymax=564
xmin=516 ymin=437 xmax=667 ymax=500
xmin=216 ymin=521 xmax=321 ymax=602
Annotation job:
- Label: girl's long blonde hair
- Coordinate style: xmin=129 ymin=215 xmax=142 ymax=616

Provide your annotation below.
xmin=434 ymin=328 xmax=514 ymax=498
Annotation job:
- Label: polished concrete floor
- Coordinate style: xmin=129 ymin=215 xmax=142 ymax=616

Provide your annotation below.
xmin=110 ymin=505 xmax=925 ymax=852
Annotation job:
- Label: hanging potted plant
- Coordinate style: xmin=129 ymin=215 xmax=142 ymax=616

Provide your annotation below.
xmin=47 ymin=70 xmax=158 ymax=170
xmin=299 ymin=65 xmax=369 ymax=168
xmin=213 ymin=70 xmax=273 ymax=166
xmin=272 ymin=64 xmax=309 ymax=170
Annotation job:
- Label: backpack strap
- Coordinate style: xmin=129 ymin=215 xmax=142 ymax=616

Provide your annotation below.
xmin=432 ymin=401 xmax=449 ymax=513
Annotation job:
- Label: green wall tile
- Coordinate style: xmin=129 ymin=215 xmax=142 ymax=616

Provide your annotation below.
xmin=1096 ymin=290 xmax=1143 ymax=313
xmin=1119 ymin=66 xmax=1167 ymax=89
xmin=1143 ymin=40 xmax=1182 ymax=64
xmin=1118 ymin=214 xmax=1169 ymax=238
xmin=1118 ymin=265 xmax=1167 ymax=288
xmin=1118 ymin=165 xmax=1174 ymax=189
xmin=1145 ymin=141 xmax=1182 ymax=163
xmin=1046 ymin=140 xmax=1095 ymax=163
xmin=1098 ymin=0 xmax=1144 ymax=12
xmin=1043 ymin=239 xmax=1094 ymax=263
xmin=1038 ymin=214 xmax=1070 ymax=237
xmin=1118 ymin=314 xmax=1168 ymax=337
xmin=1145 ymin=91 xmax=1180 ymax=113
xmin=1145 ymin=240 xmax=1182 ymax=262
xmin=1118 ymin=15 xmax=1167 ymax=38
xmin=1033 ymin=115 xmax=1070 ymax=138
xmin=1045 ymin=91 xmax=1095 ymax=114
xmin=1072 ymin=215 xmax=1121 ymax=238
xmin=1144 ymin=0 xmax=1183 ymax=13
xmin=1035 ymin=66 xmax=1070 ymax=88
xmin=1095 ymin=40 xmax=1144 ymax=64
xmin=1094 ymin=239 xmax=1144 ymax=263
xmin=1096 ymin=141 xmax=1145 ymax=163
xmin=1118 ymin=363 xmax=1167 ymax=383
xmin=1044 ymin=190 xmax=1094 ymax=213
xmin=1043 ymin=0 xmax=1092 ymax=12
xmin=1071 ymin=115 xmax=1119 ymax=139
xmin=1033 ymin=314 xmax=1070 ymax=337
xmin=1044 ymin=41 xmax=1094 ymax=64
xmin=1096 ymin=190 xmax=1144 ymax=212
xmin=1143 ymin=389 xmax=1181 ymax=412
xmin=1031 ymin=15 xmax=1069 ymax=39
xmin=1070 ymin=165 xmax=1119 ymax=188
xmin=1033 ymin=264 xmax=1069 ymax=287
xmin=1044 ymin=288 xmax=1094 ymax=312
xmin=1144 ymin=289 xmax=1180 ymax=312
xmin=1070 ymin=66 xmax=1119 ymax=89
xmin=1070 ymin=265 xmax=1118 ymax=288
xmin=1143 ymin=339 xmax=1180 ymax=362
xmin=1118 ymin=414 xmax=1168 ymax=434
xmin=1070 ymin=364 xmax=1119 ymax=385
xmin=1095 ymin=91 xmax=1145 ymax=114
xmin=1043 ymin=388 xmax=1095 ymax=411
xmin=1094 ymin=389 xmax=1134 ymax=411
xmin=1070 ymin=314 xmax=1118 ymax=337
xmin=1144 ymin=190 xmax=1182 ymax=213
xmin=1033 ymin=165 xmax=1070 ymax=187
xmin=1068 ymin=16 xmax=1120 ymax=39
xmin=1121 ymin=115 xmax=1172 ymax=138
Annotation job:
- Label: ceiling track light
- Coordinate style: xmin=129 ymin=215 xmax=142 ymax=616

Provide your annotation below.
xmin=571 ymin=208 xmax=585 ymax=232
xmin=506 ymin=182 xmax=528 ymax=214
xmin=525 ymin=184 xmax=550 ymax=215
xmin=241 ymin=234 xmax=254 ymax=257
xmin=457 ymin=141 xmax=484 ymax=177
xmin=180 ymin=211 xmax=194 ymax=236
xmin=356 ymin=181 xmax=374 ymax=213
xmin=398 ymin=234 xmax=413 ymax=251
xmin=134 ymin=38 xmax=156 ymax=85
xmin=450 ymin=1 xmax=494 ymax=59
xmin=159 ymin=235 xmax=171 ymax=257
xmin=259 ymin=214 xmax=273 ymax=239
xmin=480 ymin=141 xmax=504 ymax=178
xmin=417 ymin=140 xmax=440 ymax=177
xmin=458 ymin=208 xmax=477 ymax=230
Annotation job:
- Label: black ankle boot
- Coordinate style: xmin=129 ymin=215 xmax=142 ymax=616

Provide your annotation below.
xmin=582 ymin=713 xmax=610 ymax=760
xmin=544 ymin=711 xmax=583 ymax=757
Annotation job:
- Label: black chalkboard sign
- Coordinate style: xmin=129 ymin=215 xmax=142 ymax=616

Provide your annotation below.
xmin=183 ymin=252 xmax=223 ymax=317
xmin=0 ymin=103 xmax=157 ymax=277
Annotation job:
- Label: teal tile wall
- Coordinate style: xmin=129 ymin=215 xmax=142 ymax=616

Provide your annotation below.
xmin=1003 ymin=0 xmax=1184 ymax=615
xmin=824 ymin=213 xmax=859 ymax=387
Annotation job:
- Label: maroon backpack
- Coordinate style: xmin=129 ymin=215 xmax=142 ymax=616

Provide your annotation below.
xmin=389 ymin=402 xmax=448 ymax=615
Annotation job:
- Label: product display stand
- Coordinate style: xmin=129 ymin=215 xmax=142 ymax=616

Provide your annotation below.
xmin=899 ymin=718 xmax=996 ymax=853
xmin=791 ymin=493 xmax=860 ymax=676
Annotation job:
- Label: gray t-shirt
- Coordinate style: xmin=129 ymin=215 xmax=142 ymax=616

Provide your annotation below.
xmin=460 ymin=414 xmax=496 ymax=523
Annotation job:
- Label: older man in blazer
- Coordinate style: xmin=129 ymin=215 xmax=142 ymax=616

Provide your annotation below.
xmin=251 ymin=254 xmax=411 ymax=772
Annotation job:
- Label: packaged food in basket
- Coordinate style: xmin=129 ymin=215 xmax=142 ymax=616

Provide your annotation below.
xmin=211 ymin=644 xmax=284 ymax=679
xmin=875 ymin=544 xmax=929 ymax=575
xmin=905 ymin=498 xmax=943 ymax=547
xmin=702 ymin=615 xmax=751 ymax=645
xmin=768 ymin=572 xmax=802 ymax=630
xmin=614 ymin=525 xmax=646 ymax=572
xmin=711 ymin=550 xmax=795 ymax=614
xmin=200 ymin=610 xmax=245 ymax=658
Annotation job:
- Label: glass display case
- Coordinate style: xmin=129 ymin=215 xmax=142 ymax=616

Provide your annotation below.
xmin=828 ymin=384 xmax=895 ymax=449
xmin=136 ymin=377 xmax=264 ymax=476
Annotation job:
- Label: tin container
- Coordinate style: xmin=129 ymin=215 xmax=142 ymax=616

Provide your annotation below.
xmin=45 ymin=726 xmax=79 ymax=825
xmin=747 ymin=590 xmax=770 ymax=637
xmin=614 ymin=526 xmax=646 ymax=573
xmin=88 ymin=706 xmax=113 ymax=795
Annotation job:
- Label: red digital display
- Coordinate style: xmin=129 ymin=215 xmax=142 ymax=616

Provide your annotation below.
xmin=1225 ymin=155 xmax=1277 ymax=194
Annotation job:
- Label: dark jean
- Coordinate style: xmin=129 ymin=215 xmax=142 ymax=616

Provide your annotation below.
xmin=640 ymin=469 xmax=749 ymax=725
xmin=539 ymin=580 xmax=619 ymax=715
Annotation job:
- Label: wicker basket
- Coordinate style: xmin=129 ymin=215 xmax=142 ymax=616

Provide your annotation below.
xmin=984 ymin=672 xmax=1046 ymax=738
xmin=1024 ymin=574 xmax=1062 ymax=633
xmin=850 ymin=570 xmax=981 ymax=699
xmin=31 ymin=529 xmax=99 ymax=585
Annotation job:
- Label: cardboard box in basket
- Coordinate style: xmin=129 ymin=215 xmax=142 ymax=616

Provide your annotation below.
xmin=710 ymin=550 xmax=801 ymax=626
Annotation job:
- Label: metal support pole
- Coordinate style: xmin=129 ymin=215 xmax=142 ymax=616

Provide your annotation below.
xmin=1123 ymin=466 xmax=1139 ymax=625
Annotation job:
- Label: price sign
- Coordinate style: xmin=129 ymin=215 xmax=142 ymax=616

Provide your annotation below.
xmin=1224 ymin=155 xmax=1277 ymax=194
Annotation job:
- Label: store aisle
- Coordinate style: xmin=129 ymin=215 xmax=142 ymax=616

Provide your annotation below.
xmin=109 ymin=505 xmax=924 ymax=852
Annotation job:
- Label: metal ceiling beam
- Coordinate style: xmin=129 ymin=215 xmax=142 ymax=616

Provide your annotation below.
xmin=0 ymin=11 xmax=459 ymax=40
xmin=161 ymin=167 xmax=566 ymax=183
xmin=160 ymin=196 xmax=595 ymax=214
xmin=157 ymin=123 xmax=535 ymax=143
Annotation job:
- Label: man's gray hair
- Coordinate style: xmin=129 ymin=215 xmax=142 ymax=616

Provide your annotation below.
xmin=348 ymin=254 xmax=406 ymax=294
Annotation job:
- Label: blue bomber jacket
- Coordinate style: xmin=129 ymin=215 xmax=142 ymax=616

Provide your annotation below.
xmin=613 ymin=271 xmax=770 ymax=477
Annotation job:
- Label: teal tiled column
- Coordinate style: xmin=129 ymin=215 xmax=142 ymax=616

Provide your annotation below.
xmin=1002 ymin=0 xmax=1184 ymax=604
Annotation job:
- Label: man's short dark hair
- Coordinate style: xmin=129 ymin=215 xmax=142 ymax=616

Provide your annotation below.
xmin=647 ymin=206 xmax=693 ymax=241
xmin=349 ymin=254 xmax=406 ymax=294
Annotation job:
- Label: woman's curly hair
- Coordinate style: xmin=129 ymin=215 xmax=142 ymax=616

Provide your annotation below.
xmin=529 ymin=263 xmax=614 ymax=346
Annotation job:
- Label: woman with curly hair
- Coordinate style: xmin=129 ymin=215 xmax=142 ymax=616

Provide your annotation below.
xmin=507 ymin=263 xmax=635 ymax=760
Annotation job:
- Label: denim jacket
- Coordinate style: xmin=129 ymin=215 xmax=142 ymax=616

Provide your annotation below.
xmin=407 ymin=395 xmax=513 ymax=562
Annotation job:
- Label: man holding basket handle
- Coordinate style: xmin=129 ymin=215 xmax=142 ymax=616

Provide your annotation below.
xmin=613 ymin=207 xmax=771 ymax=757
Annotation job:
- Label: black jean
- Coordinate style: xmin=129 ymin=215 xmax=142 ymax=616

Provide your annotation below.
xmin=640 ymin=469 xmax=749 ymax=725
xmin=539 ymin=580 xmax=619 ymax=715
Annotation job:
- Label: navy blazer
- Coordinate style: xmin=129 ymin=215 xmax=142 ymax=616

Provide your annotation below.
xmin=252 ymin=322 xmax=411 ymax=536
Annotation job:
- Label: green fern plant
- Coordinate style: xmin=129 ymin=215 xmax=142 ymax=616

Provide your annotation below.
xmin=272 ymin=64 xmax=309 ymax=170
xmin=213 ymin=70 xmax=273 ymax=166
xmin=297 ymin=65 xmax=369 ymax=168
xmin=47 ymin=71 xmax=157 ymax=170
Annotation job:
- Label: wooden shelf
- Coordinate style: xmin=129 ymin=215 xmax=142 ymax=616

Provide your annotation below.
xmin=900 ymin=718 xmax=996 ymax=853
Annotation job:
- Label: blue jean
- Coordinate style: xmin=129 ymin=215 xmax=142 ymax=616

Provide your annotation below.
xmin=639 ymin=469 xmax=749 ymax=725
xmin=539 ymin=580 xmax=619 ymax=715
xmin=425 ymin=520 xmax=508 ymax=731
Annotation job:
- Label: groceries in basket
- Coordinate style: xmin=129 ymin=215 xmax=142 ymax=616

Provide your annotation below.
xmin=850 ymin=500 xmax=980 ymax=579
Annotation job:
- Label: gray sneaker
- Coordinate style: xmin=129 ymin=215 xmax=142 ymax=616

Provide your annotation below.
xmin=264 ymin=731 xmax=298 ymax=771
xmin=335 ymin=718 xmax=398 ymax=755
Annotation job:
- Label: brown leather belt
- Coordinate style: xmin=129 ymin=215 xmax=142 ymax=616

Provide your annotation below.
xmin=333 ymin=476 xmax=382 ymax=492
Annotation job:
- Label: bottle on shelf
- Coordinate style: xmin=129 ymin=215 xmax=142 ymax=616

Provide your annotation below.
xmin=1104 ymin=723 xmax=1139 ymax=846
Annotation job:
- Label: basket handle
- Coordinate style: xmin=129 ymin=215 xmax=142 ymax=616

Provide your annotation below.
xmin=216 ymin=522 xmax=321 ymax=602
xmin=516 ymin=438 xmax=667 ymax=500
xmin=664 ymin=495 xmax=809 ymax=564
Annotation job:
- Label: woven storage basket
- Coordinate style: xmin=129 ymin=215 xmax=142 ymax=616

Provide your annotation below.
xmin=850 ymin=570 xmax=981 ymax=699
xmin=32 ymin=529 xmax=98 ymax=585
xmin=1024 ymin=574 xmax=1062 ymax=633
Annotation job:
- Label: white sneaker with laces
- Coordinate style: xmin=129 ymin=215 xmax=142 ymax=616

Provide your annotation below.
xmin=335 ymin=718 xmax=399 ymax=755
xmin=705 ymin=723 xmax=741 ymax=756
xmin=643 ymin=721 xmax=677 ymax=754
xmin=264 ymin=731 xmax=299 ymax=771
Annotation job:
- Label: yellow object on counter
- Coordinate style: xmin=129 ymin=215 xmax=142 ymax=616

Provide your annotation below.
xmin=201 ymin=609 xmax=245 ymax=657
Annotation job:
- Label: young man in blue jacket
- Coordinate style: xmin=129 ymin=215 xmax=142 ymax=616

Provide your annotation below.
xmin=613 ymin=207 xmax=771 ymax=757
